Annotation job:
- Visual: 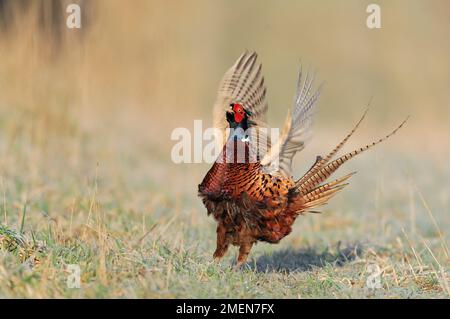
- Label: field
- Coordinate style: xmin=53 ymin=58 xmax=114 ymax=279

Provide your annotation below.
xmin=0 ymin=0 xmax=449 ymax=298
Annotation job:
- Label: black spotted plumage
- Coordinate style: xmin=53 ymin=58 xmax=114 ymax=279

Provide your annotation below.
xmin=199 ymin=52 xmax=407 ymax=267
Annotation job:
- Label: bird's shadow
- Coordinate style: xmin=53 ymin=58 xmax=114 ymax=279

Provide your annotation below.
xmin=249 ymin=242 xmax=364 ymax=273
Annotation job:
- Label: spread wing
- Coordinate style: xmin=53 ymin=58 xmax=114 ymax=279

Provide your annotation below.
xmin=261 ymin=66 xmax=322 ymax=177
xmin=212 ymin=51 xmax=270 ymax=148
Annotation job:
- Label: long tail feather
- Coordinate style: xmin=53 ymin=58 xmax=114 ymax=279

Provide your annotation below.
xmin=290 ymin=172 xmax=355 ymax=212
xmin=296 ymin=108 xmax=369 ymax=190
xmin=302 ymin=172 xmax=355 ymax=201
xmin=298 ymin=116 xmax=408 ymax=195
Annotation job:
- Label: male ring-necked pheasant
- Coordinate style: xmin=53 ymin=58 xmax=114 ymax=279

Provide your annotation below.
xmin=198 ymin=51 xmax=407 ymax=267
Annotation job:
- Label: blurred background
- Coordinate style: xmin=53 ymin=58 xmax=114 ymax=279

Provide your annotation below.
xmin=0 ymin=0 xmax=448 ymax=298
xmin=0 ymin=0 xmax=448 ymax=243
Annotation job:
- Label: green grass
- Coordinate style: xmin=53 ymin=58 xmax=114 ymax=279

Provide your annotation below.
xmin=0 ymin=125 xmax=448 ymax=298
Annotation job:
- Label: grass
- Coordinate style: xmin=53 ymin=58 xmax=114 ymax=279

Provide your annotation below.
xmin=0 ymin=0 xmax=449 ymax=299
xmin=0 ymin=128 xmax=448 ymax=298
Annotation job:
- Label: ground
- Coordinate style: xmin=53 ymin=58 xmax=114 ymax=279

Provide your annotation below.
xmin=0 ymin=120 xmax=448 ymax=298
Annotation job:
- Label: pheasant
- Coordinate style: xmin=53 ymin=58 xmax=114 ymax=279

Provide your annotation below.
xmin=198 ymin=51 xmax=407 ymax=268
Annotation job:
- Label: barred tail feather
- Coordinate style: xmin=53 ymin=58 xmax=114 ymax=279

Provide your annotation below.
xmin=296 ymin=108 xmax=368 ymax=190
xmin=302 ymin=172 xmax=355 ymax=201
xmin=290 ymin=172 xmax=354 ymax=212
xmin=297 ymin=116 xmax=408 ymax=196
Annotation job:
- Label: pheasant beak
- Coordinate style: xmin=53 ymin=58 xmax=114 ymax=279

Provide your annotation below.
xmin=227 ymin=104 xmax=235 ymax=121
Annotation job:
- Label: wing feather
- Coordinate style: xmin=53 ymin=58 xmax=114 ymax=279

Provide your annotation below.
xmin=212 ymin=51 xmax=269 ymax=147
xmin=261 ymin=66 xmax=322 ymax=177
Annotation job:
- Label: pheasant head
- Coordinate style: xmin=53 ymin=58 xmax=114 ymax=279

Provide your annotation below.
xmin=226 ymin=103 xmax=253 ymax=130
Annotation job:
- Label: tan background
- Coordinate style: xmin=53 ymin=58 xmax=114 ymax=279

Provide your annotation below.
xmin=0 ymin=0 xmax=448 ymax=298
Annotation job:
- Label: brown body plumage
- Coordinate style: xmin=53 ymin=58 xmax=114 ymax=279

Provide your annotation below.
xmin=198 ymin=52 xmax=407 ymax=267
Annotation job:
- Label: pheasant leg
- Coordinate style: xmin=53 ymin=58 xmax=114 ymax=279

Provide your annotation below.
xmin=234 ymin=242 xmax=253 ymax=269
xmin=213 ymin=223 xmax=230 ymax=261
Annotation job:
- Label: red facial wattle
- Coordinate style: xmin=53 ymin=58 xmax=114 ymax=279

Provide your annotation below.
xmin=233 ymin=103 xmax=245 ymax=123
